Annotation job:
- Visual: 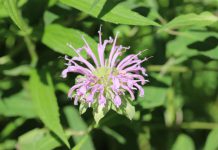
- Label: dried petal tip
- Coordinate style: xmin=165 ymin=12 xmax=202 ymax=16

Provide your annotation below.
xmin=62 ymin=27 xmax=149 ymax=123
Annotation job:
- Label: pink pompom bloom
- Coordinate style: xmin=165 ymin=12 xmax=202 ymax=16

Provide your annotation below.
xmin=62 ymin=27 xmax=149 ymax=122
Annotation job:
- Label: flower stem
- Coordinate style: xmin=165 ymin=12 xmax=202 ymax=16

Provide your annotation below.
xmin=24 ymin=35 xmax=38 ymax=67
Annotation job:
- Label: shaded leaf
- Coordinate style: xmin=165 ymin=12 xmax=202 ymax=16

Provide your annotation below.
xmin=29 ymin=69 xmax=70 ymax=148
xmin=101 ymin=126 xmax=126 ymax=144
xmin=60 ymin=0 xmax=160 ymax=26
xmin=64 ymin=106 xmax=95 ymax=150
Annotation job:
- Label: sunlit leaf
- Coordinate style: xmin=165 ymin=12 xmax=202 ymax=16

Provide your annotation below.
xmin=29 ymin=69 xmax=70 ymax=148
xmin=159 ymin=12 xmax=218 ymax=32
xmin=60 ymin=0 xmax=160 ymax=26
xmin=43 ymin=11 xmax=59 ymax=25
xmin=138 ymin=86 xmax=167 ymax=108
xmin=42 ymin=24 xmax=97 ymax=57
xmin=166 ymin=31 xmax=218 ymax=61
xmin=201 ymin=46 xmax=218 ymax=59
xmin=172 ymin=134 xmax=195 ymax=150
xmin=3 ymin=65 xmax=31 ymax=76
xmin=3 ymin=0 xmax=30 ymax=34
xmin=204 ymin=128 xmax=218 ymax=150
xmin=0 ymin=0 xmax=8 ymax=18
xmin=0 ymin=118 xmax=25 ymax=139
xmin=17 ymin=128 xmax=62 ymax=150
xmin=0 ymin=90 xmax=37 ymax=118
xmin=0 ymin=140 xmax=16 ymax=150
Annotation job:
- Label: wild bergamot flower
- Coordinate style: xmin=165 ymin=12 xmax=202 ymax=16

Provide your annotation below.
xmin=62 ymin=27 xmax=149 ymax=123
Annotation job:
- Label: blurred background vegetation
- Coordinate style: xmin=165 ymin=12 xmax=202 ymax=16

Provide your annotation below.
xmin=0 ymin=0 xmax=218 ymax=150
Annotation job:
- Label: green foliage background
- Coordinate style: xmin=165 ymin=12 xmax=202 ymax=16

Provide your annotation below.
xmin=0 ymin=0 xmax=218 ymax=149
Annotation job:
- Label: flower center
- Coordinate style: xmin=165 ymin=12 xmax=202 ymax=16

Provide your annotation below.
xmin=93 ymin=67 xmax=117 ymax=86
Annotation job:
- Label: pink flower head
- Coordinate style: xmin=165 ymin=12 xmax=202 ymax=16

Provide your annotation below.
xmin=62 ymin=27 xmax=149 ymax=121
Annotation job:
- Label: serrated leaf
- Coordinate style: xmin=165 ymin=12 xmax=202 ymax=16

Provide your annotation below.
xmin=17 ymin=128 xmax=61 ymax=150
xmin=42 ymin=24 xmax=97 ymax=57
xmin=29 ymin=69 xmax=70 ymax=148
xmin=60 ymin=0 xmax=159 ymax=26
xmin=0 ymin=90 xmax=37 ymax=118
xmin=159 ymin=12 xmax=218 ymax=32
xmin=172 ymin=134 xmax=195 ymax=150
xmin=204 ymin=128 xmax=218 ymax=150
xmin=64 ymin=106 xmax=95 ymax=150
xmin=138 ymin=86 xmax=167 ymax=109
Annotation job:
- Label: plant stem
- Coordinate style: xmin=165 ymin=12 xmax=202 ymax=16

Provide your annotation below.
xmin=147 ymin=65 xmax=189 ymax=73
xmin=24 ymin=35 xmax=38 ymax=67
xmin=181 ymin=122 xmax=218 ymax=130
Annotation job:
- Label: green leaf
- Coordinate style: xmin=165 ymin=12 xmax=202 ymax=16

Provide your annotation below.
xmin=0 ymin=118 xmax=25 ymax=139
xmin=93 ymin=104 xmax=110 ymax=124
xmin=201 ymin=46 xmax=218 ymax=59
xmin=166 ymin=31 xmax=218 ymax=61
xmin=172 ymin=134 xmax=195 ymax=150
xmin=71 ymin=135 xmax=89 ymax=150
xmin=101 ymin=126 xmax=126 ymax=144
xmin=29 ymin=69 xmax=70 ymax=148
xmin=138 ymin=86 xmax=167 ymax=109
xmin=0 ymin=90 xmax=37 ymax=118
xmin=204 ymin=128 xmax=218 ymax=150
xmin=60 ymin=0 xmax=160 ymax=26
xmin=43 ymin=11 xmax=59 ymax=25
xmin=150 ymin=73 xmax=172 ymax=86
xmin=159 ymin=12 xmax=218 ymax=32
xmin=112 ymin=96 xmax=135 ymax=120
xmin=0 ymin=140 xmax=16 ymax=150
xmin=42 ymin=24 xmax=97 ymax=57
xmin=64 ymin=106 xmax=95 ymax=150
xmin=17 ymin=128 xmax=62 ymax=150
xmin=79 ymin=102 xmax=89 ymax=115
xmin=3 ymin=0 xmax=30 ymax=34
xmin=0 ymin=0 xmax=8 ymax=18
xmin=124 ymin=98 xmax=135 ymax=120
xmin=3 ymin=65 xmax=31 ymax=76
